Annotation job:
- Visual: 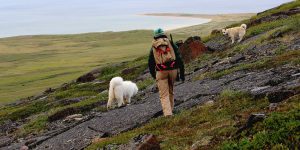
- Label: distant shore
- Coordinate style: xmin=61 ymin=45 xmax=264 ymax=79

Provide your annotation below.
xmin=143 ymin=13 xmax=255 ymax=22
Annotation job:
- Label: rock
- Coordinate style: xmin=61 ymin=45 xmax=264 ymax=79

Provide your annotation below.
xmin=137 ymin=134 xmax=161 ymax=150
xmin=179 ymin=36 xmax=208 ymax=63
xmin=246 ymin=113 xmax=266 ymax=127
xmin=229 ymin=54 xmax=245 ymax=64
xmin=146 ymin=84 xmax=158 ymax=93
xmin=117 ymin=134 xmax=161 ymax=150
xmin=267 ymin=90 xmax=295 ymax=103
xmin=63 ymin=114 xmax=83 ymax=122
xmin=292 ymin=73 xmax=300 ymax=77
xmin=269 ymin=103 xmax=278 ymax=111
xmin=0 ymin=120 xmax=18 ymax=135
xmin=59 ymin=97 xmax=88 ymax=106
xmin=211 ymin=29 xmax=222 ymax=35
xmin=76 ymin=73 xmax=96 ymax=83
xmin=191 ymin=136 xmax=213 ymax=150
xmin=0 ymin=136 xmax=13 ymax=147
xmin=121 ymin=66 xmax=139 ymax=75
xmin=44 ymin=88 xmax=55 ymax=94
xmin=205 ymin=36 xmax=231 ymax=51
xmin=20 ymin=145 xmax=29 ymax=150
xmin=74 ymin=118 xmax=83 ymax=121
xmin=250 ymin=86 xmax=271 ymax=99
xmin=204 ymin=100 xmax=214 ymax=106
xmin=237 ymin=113 xmax=266 ymax=134
xmin=217 ymin=57 xmax=231 ymax=65
xmin=175 ymin=40 xmax=184 ymax=48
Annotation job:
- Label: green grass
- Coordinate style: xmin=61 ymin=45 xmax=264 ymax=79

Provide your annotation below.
xmin=220 ymin=95 xmax=300 ymax=150
xmin=0 ymin=100 xmax=50 ymax=123
xmin=245 ymin=15 xmax=300 ymax=38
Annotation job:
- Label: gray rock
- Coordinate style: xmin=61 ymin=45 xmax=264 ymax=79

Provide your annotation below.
xmin=229 ymin=54 xmax=245 ymax=64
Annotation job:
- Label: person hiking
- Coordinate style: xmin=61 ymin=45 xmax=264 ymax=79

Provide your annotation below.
xmin=148 ymin=28 xmax=185 ymax=116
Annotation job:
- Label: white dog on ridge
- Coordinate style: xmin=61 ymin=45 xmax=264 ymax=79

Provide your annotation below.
xmin=222 ymin=24 xmax=247 ymax=44
xmin=107 ymin=77 xmax=138 ymax=109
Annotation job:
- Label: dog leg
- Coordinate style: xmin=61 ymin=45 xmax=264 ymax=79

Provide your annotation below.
xmin=127 ymin=97 xmax=131 ymax=104
xmin=230 ymin=35 xmax=235 ymax=44
xmin=231 ymin=38 xmax=235 ymax=44
xmin=117 ymin=96 xmax=124 ymax=107
xmin=237 ymin=38 xmax=243 ymax=43
xmin=238 ymin=34 xmax=244 ymax=43
xmin=107 ymin=99 xmax=113 ymax=109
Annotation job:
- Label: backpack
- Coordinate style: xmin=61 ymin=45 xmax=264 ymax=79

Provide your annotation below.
xmin=152 ymin=38 xmax=177 ymax=71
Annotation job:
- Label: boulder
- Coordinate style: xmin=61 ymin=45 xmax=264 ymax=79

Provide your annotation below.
xmin=179 ymin=36 xmax=207 ymax=63
xmin=205 ymin=36 xmax=231 ymax=51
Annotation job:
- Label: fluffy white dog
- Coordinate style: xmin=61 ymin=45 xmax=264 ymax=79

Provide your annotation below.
xmin=107 ymin=77 xmax=138 ymax=109
xmin=222 ymin=24 xmax=247 ymax=44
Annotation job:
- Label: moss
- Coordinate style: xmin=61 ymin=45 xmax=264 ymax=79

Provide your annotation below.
xmin=17 ymin=114 xmax=48 ymax=137
xmin=220 ymin=109 xmax=300 ymax=150
xmin=0 ymin=100 xmax=50 ymax=122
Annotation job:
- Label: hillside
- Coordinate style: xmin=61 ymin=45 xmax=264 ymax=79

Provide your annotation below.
xmin=0 ymin=1 xmax=300 ymax=150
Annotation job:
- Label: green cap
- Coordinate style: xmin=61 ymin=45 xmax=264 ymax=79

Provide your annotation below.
xmin=153 ymin=28 xmax=165 ymax=38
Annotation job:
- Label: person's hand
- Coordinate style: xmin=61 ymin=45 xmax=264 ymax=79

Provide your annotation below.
xmin=181 ymin=76 xmax=185 ymax=82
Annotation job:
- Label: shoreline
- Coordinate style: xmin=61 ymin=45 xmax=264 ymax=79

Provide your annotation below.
xmin=143 ymin=13 xmax=256 ymax=22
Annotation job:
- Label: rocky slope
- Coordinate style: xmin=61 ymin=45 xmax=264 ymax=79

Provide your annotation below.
xmin=0 ymin=1 xmax=300 ymax=150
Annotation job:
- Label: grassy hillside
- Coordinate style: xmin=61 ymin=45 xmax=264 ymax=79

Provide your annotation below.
xmin=0 ymin=14 xmax=251 ymax=104
xmin=0 ymin=30 xmax=152 ymax=103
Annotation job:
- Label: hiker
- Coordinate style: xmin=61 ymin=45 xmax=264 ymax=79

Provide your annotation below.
xmin=148 ymin=28 xmax=185 ymax=116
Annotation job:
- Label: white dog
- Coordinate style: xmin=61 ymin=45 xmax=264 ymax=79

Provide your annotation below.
xmin=222 ymin=24 xmax=247 ymax=44
xmin=107 ymin=77 xmax=138 ymax=109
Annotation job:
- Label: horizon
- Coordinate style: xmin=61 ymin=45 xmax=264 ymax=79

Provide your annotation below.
xmin=0 ymin=0 xmax=293 ymax=38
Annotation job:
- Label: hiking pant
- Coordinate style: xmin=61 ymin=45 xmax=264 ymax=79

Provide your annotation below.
xmin=156 ymin=70 xmax=177 ymax=116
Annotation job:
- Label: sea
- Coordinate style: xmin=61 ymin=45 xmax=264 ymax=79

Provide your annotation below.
xmin=0 ymin=0 xmax=293 ymax=38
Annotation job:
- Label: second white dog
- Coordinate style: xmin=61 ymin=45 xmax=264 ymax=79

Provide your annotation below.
xmin=222 ymin=24 xmax=247 ymax=44
xmin=107 ymin=77 xmax=138 ymax=109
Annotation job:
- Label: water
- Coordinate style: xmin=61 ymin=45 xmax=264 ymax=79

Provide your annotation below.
xmin=0 ymin=0 xmax=292 ymax=38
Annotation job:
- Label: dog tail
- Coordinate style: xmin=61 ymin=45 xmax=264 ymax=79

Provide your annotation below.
xmin=241 ymin=24 xmax=247 ymax=30
xmin=108 ymin=77 xmax=123 ymax=101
